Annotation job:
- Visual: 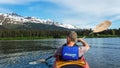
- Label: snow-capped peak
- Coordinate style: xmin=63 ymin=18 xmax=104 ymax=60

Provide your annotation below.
xmin=58 ymin=24 xmax=76 ymax=29
xmin=0 ymin=13 xmax=79 ymax=29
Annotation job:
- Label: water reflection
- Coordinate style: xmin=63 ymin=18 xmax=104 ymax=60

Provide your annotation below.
xmin=0 ymin=40 xmax=62 ymax=54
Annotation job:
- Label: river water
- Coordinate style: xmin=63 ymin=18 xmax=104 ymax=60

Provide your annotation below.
xmin=0 ymin=38 xmax=120 ymax=68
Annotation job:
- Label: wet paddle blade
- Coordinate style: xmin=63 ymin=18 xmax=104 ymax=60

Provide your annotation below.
xmin=29 ymin=59 xmax=46 ymax=65
xmin=29 ymin=61 xmax=38 ymax=65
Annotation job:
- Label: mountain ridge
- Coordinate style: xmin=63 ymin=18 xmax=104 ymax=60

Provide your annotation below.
xmin=0 ymin=13 xmax=79 ymax=30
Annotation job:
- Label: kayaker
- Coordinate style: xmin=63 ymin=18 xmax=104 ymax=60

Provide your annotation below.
xmin=54 ymin=31 xmax=90 ymax=61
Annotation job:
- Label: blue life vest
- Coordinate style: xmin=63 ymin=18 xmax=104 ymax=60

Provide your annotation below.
xmin=62 ymin=45 xmax=79 ymax=61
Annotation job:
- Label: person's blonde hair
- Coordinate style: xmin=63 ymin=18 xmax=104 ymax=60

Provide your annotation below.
xmin=67 ymin=31 xmax=77 ymax=42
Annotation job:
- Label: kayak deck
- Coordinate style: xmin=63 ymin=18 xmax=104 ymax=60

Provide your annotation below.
xmin=54 ymin=58 xmax=87 ymax=68
xmin=60 ymin=64 xmax=84 ymax=68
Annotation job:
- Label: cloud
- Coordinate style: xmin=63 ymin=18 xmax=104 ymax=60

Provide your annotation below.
xmin=0 ymin=0 xmax=119 ymax=28
xmin=46 ymin=0 xmax=120 ymax=28
xmin=0 ymin=0 xmax=40 ymax=4
xmin=49 ymin=0 xmax=120 ymax=15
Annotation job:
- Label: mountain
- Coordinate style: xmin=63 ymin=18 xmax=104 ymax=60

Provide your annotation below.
xmin=0 ymin=13 xmax=79 ymax=30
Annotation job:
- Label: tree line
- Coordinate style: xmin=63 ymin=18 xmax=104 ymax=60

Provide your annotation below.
xmin=0 ymin=28 xmax=119 ymax=39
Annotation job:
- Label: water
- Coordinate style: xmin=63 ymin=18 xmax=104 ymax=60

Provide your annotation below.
xmin=0 ymin=38 xmax=120 ymax=68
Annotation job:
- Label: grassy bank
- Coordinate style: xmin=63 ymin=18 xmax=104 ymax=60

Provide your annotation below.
xmin=0 ymin=37 xmax=54 ymax=40
xmin=0 ymin=35 xmax=119 ymax=40
xmin=94 ymin=35 xmax=120 ymax=38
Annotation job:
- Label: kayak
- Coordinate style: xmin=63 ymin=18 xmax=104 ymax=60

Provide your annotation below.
xmin=53 ymin=56 xmax=89 ymax=68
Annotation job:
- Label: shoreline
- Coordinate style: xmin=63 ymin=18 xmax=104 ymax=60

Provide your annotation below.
xmin=0 ymin=35 xmax=119 ymax=40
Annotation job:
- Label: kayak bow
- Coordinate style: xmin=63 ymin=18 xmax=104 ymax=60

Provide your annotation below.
xmin=53 ymin=56 xmax=89 ymax=68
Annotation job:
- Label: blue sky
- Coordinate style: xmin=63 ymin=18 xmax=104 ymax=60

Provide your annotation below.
xmin=0 ymin=0 xmax=120 ymax=29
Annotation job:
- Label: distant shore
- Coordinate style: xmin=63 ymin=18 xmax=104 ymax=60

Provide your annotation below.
xmin=0 ymin=37 xmax=53 ymax=40
xmin=0 ymin=35 xmax=119 ymax=40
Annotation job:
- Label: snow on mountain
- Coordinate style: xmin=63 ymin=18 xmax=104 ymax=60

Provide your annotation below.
xmin=0 ymin=13 xmax=78 ymax=29
xmin=58 ymin=24 xmax=76 ymax=29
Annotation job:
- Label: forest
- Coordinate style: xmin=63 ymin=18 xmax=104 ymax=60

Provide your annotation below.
xmin=0 ymin=28 xmax=119 ymax=40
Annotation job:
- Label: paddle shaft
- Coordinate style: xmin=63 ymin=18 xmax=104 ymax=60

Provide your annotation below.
xmin=82 ymin=32 xmax=93 ymax=38
xmin=45 ymin=56 xmax=53 ymax=61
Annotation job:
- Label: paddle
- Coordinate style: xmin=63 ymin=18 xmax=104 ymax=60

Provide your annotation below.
xmin=83 ymin=20 xmax=112 ymax=38
xmin=29 ymin=56 xmax=53 ymax=64
xmin=29 ymin=20 xmax=112 ymax=65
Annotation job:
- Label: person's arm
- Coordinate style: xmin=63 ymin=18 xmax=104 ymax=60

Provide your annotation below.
xmin=54 ymin=46 xmax=63 ymax=60
xmin=54 ymin=47 xmax=62 ymax=58
xmin=77 ymin=38 xmax=90 ymax=51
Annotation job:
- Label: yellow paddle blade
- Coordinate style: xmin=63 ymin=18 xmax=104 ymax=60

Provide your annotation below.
xmin=93 ymin=20 xmax=112 ymax=33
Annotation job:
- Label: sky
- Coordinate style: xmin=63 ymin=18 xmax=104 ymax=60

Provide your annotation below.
xmin=0 ymin=0 xmax=120 ymax=29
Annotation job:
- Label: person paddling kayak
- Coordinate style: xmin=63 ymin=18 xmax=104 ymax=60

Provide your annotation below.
xmin=54 ymin=31 xmax=90 ymax=68
xmin=29 ymin=21 xmax=111 ymax=68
